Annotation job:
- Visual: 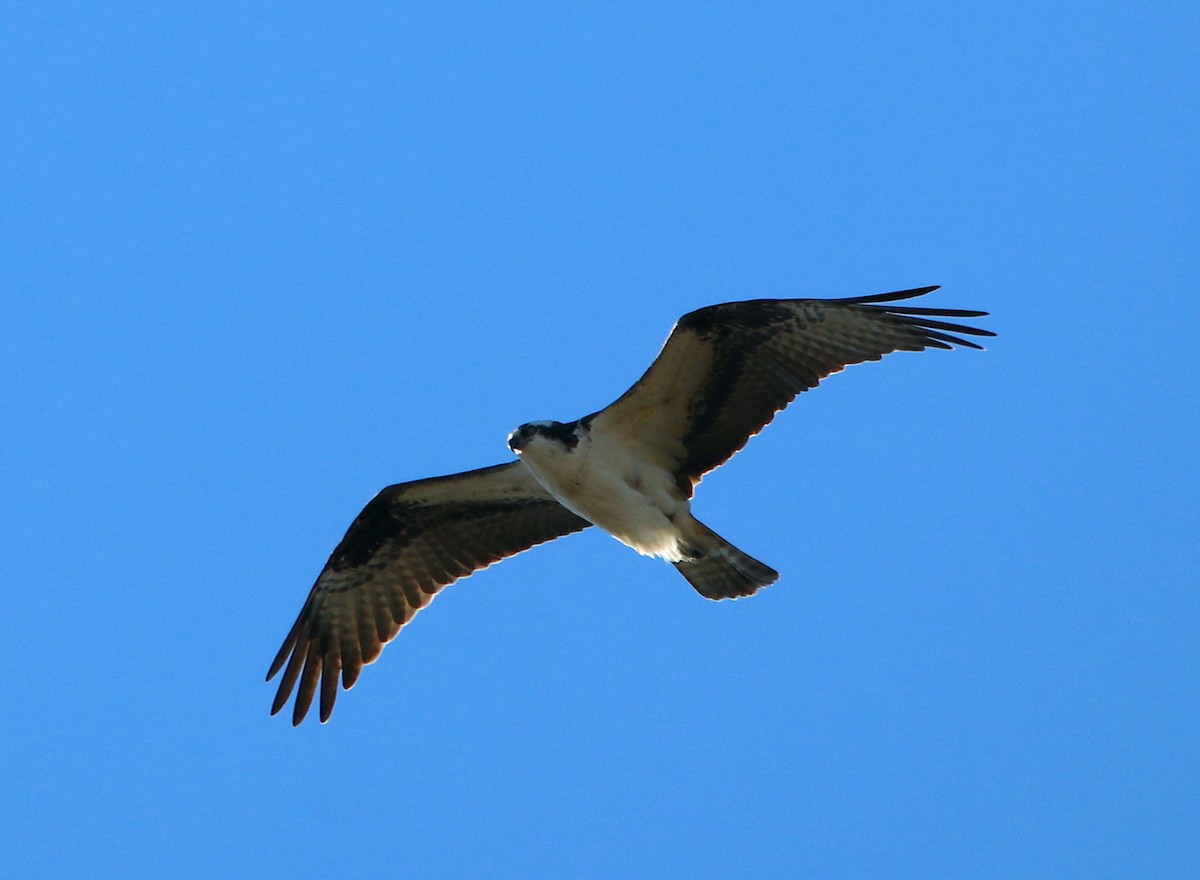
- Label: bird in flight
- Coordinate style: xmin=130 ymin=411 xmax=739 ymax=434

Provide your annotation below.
xmin=267 ymin=285 xmax=993 ymax=724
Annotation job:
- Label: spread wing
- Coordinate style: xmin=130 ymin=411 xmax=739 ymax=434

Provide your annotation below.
xmin=590 ymin=286 xmax=994 ymax=493
xmin=266 ymin=461 xmax=590 ymax=725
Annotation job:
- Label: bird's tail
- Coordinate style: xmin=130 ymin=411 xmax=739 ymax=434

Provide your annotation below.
xmin=672 ymin=518 xmax=779 ymax=600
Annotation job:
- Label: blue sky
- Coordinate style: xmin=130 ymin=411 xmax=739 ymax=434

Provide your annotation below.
xmin=3 ymin=3 xmax=1197 ymax=877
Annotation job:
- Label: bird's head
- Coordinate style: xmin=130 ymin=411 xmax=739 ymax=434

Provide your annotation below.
xmin=508 ymin=420 xmax=581 ymax=454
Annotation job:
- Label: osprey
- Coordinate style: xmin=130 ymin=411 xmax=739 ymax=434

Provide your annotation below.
xmin=268 ymin=286 xmax=992 ymax=724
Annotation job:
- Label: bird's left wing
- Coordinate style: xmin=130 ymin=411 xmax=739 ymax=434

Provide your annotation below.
xmin=590 ymin=286 xmax=993 ymax=493
xmin=267 ymin=461 xmax=590 ymax=724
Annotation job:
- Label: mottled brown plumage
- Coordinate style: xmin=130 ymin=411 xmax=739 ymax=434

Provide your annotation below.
xmin=267 ymin=463 xmax=589 ymax=724
xmin=595 ymin=286 xmax=991 ymax=495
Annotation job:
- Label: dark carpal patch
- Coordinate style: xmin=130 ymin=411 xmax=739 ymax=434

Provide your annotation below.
xmin=679 ymin=322 xmax=780 ymax=454
xmin=678 ymin=299 xmax=796 ymax=335
xmin=330 ymin=492 xmax=532 ymax=572
xmin=328 ymin=490 xmax=406 ymax=572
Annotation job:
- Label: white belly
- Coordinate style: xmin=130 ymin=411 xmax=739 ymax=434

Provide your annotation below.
xmin=518 ymin=435 xmax=688 ymax=560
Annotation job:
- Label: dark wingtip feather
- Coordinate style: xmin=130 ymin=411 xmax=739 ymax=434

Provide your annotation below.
xmin=834 ymin=286 xmax=995 ymax=350
xmin=265 ymin=625 xmax=299 ymax=682
xmin=270 ymin=634 xmax=308 ymax=716
xmin=829 ymin=285 xmax=940 ymax=304
xmin=884 ymin=305 xmax=991 ymax=318
xmin=923 ymin=330 xmax=984 ymax=350
xmin=270 ymin=690 xmax=287 ymax=717
xmin=291 ymin=645 xmax=322 ymax=726
xmin=908 ymin=317 xmax=996 ymax=337
xmin=319 ymin=656 xmax=340 ymax=723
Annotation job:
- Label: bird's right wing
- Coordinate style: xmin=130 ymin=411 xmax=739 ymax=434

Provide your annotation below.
xmin=267 ymin=461 xmax=591 ymax=725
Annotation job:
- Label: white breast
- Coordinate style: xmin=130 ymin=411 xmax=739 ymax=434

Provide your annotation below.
xmin=516 ymin=431 xmax=690 ymax=560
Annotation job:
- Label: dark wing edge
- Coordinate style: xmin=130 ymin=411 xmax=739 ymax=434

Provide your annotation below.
xmin=266 ymin=462 xmax=590 ymax=725
xmin=674 ymin=285 xmax=994 ymax=481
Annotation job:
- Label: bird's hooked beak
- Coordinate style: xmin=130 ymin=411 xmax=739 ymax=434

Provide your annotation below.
xmin=507 ymin=430 xmax=526 ymax=453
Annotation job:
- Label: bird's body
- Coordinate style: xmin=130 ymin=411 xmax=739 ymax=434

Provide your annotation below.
xmin=512 ymin=419 xmax=690 ymax=559
xmin=511 ymin=418 xmax=777 ymax=597
xmin=267 ymin=286 xmax=994 ymax=724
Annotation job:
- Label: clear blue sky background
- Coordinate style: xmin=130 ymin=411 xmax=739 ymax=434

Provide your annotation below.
xmin=3 ymin=3 xmax=1197 ymax=878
